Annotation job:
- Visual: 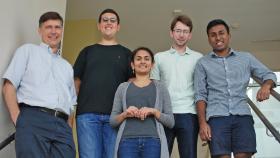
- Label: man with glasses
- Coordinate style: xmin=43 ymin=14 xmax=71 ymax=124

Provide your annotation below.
xmin=194 ymin=19 xmax=276 ymax=158
xmin=73 ymin=8 xmax=132 ymax=158
xmin=151 ymin=15 xmax=203 ymax=158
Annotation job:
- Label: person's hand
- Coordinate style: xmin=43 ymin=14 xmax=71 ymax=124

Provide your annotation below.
xmin=257 ymin=84 xmax=271 ymax=102
xmin=67 ymin=113 xmax=75 ymax=128
xmin=11 ymin=111 xmax=20 ymax=126
xmin=126 ymin=106 xmax=139 ymax=118
xmin=199 ymin=122 xmax=212 ymax=142
xmin=138 ymin=107 xmax=155 ymax=120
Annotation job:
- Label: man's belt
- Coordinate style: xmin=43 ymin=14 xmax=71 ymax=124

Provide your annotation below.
xmin=19 ymin=103 xmax=68 ymax=121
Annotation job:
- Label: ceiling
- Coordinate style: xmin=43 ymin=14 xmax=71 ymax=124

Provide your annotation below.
xmin=66 ymin=0 xmax=280 ymax=69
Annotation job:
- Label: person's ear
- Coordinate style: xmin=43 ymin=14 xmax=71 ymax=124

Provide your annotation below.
xmin=188 ymin=32 xmax=192 ymax=40
xmin=169 ymin=30 xmax=174 ymax=38
xmin=116 ymin=24 xmax=120 ymax=32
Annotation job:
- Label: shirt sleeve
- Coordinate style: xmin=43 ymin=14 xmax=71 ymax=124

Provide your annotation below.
xmin=110 ymin=83 xmax=125 ymax=128
xmin=2 ymin=45 xmax=29 ymax=88
xmin=248 ymin=53 xmax=277 ymax=86
xmin=194 ymin=60 xmax=208 ymax=103
xmin=150 ymin=54 xmax=161 ymax=80
xmin=157 ymin=83 xmax=174 ymax=129
xmin=69 ymin=70 xmax=77 ymax=113
xmin=73 ymin=48 xmax=87 ymax=80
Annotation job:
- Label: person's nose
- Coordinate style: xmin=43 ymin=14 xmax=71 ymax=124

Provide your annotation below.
xmin=216 ymin=35 xmax=222 ymax=41
xmin=50 ymin=27 xmax=57 ymax=34
xmin=140 ymin=59 xmax=145 ymax=63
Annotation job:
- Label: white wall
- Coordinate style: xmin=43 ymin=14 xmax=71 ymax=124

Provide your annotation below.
xmin=0 ymin=0 xmax=66 ymax=157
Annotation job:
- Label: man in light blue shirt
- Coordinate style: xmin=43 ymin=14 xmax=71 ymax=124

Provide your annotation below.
xmin=2 ymin=12 xmax=76 ymax=158
xmin=151 ymin=15 xmax=202 ymax=158
xmin=194 ymin=19 xmax=276 ymax=158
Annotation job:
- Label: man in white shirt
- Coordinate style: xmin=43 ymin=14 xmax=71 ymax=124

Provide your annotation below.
xmin=2 ymin=11 xmax=76 ymax=158
xmin=151 ymin=15 xmax=202 ymax=158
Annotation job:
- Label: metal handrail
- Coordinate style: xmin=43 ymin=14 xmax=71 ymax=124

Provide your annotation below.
xmin=252 ymin=76 xmax=280 ymax=102
xmin=0 ymin=132 xmax=15 ymax=150
xmin=247 ymin=97 xmax=280 ymax=143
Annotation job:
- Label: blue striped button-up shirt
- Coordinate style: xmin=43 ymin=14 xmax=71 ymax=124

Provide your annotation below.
xmin=194 ymin=49 xmax=277 ymax=120
xmin=3 ymin=43 xmax=77 ymax=115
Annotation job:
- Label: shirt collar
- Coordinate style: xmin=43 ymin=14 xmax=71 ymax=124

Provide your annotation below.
xmin=169 ymin=46 xmax=190 ymax=55
xmin=210 ymin=48 xmax=236 ymax=58
xmin=40 ymin=42 xmax=61 ymax=56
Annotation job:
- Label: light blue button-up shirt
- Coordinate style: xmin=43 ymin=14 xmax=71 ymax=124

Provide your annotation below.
xmin=151 ymin=47 xmax=203 ymax=114
xmin=3 ymin=43 xmax=77 ymax=115
xmin=194 ymin=49 xmax=277 ymax=120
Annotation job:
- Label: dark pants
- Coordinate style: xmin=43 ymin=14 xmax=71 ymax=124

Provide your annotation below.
xmin=15 ymin=106 xmax=75 ymax=158
xmin=164 ymin=113 xmax=199 ymax=158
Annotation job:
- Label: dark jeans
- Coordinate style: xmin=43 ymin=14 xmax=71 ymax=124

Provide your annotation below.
xmin=15 ymin=106 xmax=75 ymax=158
xmin=118 ymin=137 xmax=160 ymax=158
xmin=164 ymin=113 xmax=199 ymax=158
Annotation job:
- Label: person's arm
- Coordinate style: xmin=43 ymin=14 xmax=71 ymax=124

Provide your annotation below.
xmin=73 ymin=48 xmax=87 ymax=95
xmin=68 ymin=93 xmax=77 ymax=129
xmin=194 ymin=60 xmax=211 ymax=141
xmin=2 ymin=45 xmax=29 ymax=126
xmin=74 ymin=77 xmax=81 ymax=95
xmin=114 ymin=106 xmax=139 ymax=123
xmin=110 ymin=83 xmax=132 ymax=127
xmin=138 ymin=107 xmax=160 ymax=120
xmin=2 ymin=80 xmax=20 ymax=125
xmin=145 ymin=83 xmax=174 ymax=128
xmin=67 ymin=112 xmax=75 ymax=128
xmin=67 ymin=67 xmax=77 ymax=128
xmin=113 ymin=111 xmax=127 ymax=124
xmin=196 ymin=100 xmax=211 ymax=141
xmin=257 ymin=79 xmax=275 ymax=102
xmin=247 ymin=53 xmax=277 ymax=102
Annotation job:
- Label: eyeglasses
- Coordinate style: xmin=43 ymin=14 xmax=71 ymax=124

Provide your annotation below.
xmin=173 ymin=29 xmax=190 ymax=35
xmin=101 ymin=17 xmax=118 ymax=23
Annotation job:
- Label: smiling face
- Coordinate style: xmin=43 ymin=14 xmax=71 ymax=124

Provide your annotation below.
xmin=170 ymin=21 xmax=192 ymax=48
xmin=98 ymin=13 xmax=120 ymax=39
xmin=207 ymin=24 xmax=231 ymax=55
xmin=38 ymin=19 xmax=63 ymax=52
xmin=131 ymin=49 xmax=154 ymax=76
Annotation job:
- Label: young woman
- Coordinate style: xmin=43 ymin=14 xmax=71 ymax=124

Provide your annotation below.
xmin=110 ymin=47 xmax=174 ymax=158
